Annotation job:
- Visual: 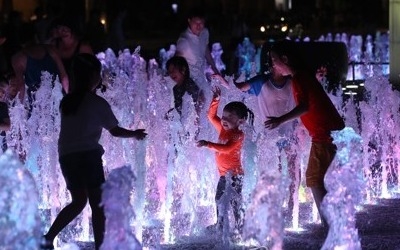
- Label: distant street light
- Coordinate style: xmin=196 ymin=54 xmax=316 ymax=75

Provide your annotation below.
xmin=172 ymin=3 xmax=178 ymax=14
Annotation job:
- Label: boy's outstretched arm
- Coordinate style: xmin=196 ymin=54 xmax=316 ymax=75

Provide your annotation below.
xmin=109 ymin=127 xmax=147 ymax=140
xmin=211 ymin=74 xmax=250 ymax=91
xmin=198 ymin=136 xmax=242 ymax=153
xmin=265 ymin=102 xmax=308 ymax=129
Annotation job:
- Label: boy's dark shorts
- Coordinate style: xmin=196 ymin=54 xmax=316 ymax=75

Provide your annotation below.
xmin=306 ymin=142 xmax=337 ymax=187
xmin=59 ymin=149 xmax=105 ymax=190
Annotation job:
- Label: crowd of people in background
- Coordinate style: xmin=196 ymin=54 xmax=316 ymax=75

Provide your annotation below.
xmin=0 ymin=7 xmax=129 ymax=80
xmin=0 ymin=4 xmax=256 ymax=85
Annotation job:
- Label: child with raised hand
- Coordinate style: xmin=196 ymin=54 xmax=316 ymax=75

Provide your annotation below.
xmin=41 ymin=53 xmax=147 ymax=250
xmin=197 ymin=86 xmax=254 ymax=237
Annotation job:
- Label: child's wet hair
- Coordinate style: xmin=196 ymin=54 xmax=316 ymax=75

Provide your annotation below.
xmin=166 ymin=56 xmax=190 ymax=79
xmin=270 ymin=40 xmax=303 ymax=71
xmin=224 ymin=101 xmax=254 ymax=126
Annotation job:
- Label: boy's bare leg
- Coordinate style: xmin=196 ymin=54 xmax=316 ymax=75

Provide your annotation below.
xmin=311 ymin=186 xmax=328 ymax=228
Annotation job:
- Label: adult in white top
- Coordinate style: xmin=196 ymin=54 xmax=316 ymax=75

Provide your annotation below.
xmin=176 ymin=9 xmax=219 ymax=92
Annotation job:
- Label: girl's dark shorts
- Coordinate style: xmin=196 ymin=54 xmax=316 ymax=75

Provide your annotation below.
xmin=59 ymin=149 xmax=105 ymax=190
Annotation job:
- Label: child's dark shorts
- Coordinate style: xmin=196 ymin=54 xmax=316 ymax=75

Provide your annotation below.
xmin=59 ymin=149 xmax=105 ymax=190
xmin=306 ymin=142 xmax=337 ymax=188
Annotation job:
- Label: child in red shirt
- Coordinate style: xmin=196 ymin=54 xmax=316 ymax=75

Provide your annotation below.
xmin=197 ymin=86 xmax=254 ymax=235
xmin=265 ymin=40 xmax=345 ymax=229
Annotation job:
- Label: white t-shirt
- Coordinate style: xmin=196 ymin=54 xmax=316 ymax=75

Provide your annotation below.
xmin=176 ymin=27 xmax=210 ymax=91
xmin=58 ymin=92 xmax=118 ymax=156
xmin=248 ymin=74 xmax=296 ymax=137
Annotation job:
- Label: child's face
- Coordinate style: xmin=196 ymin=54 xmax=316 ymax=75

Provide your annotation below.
xmin=221 ymin=110 xmax=242 ymax=130
xmin=270 ymin=51 xmax=290 ymax=75
xmin=167 ymin=65 xmax=185 ymax=85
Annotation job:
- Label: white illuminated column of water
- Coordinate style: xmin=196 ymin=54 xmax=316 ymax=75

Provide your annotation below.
xmin=6 ymin=41 xmax=400 ymax=249
xmin=99 ymin=48 xmax=150 ymax=243
xmin=0 ymin=150 xmax=41 ymax=250
xmin=100 ymin=166 xmax=141 ymax=249
xmin=361 ymin=76 xmax=400 ymax=198
xmin=242 ymin=130 xmax=288 ymax=249
xmin=321 ymin=127 xmax=364 ymax=250
xmin=6 ymin=72 xmax=77 ymax=244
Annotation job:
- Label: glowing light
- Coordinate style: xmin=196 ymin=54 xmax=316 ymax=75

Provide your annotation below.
xmin=171 ymin=3 xmax=178 ymax=13
xmin=281 ymin=17 xmax=285 ymax=21
xmin=344 ymin=92 xmax=357 ymax=95
xmin=346 ymin=85 xmax=359 ymax=89
xmin=100 ymin=18 xmax=106 ymax=25
xmin=281 ymin=25 xmax=288 ymax=32
xmin=260 ymin=26 xmax=266 ymax=32
xmin=285 ymin=227 xmax=306 ymax=232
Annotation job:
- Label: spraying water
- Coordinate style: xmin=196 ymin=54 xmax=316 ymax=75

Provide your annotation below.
xmin=2 ymin=37 xmax=399 ymax=249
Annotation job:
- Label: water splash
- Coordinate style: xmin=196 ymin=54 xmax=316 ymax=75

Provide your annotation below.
xmin=101 ymin=166 xmax=142 ymax=250
xmin=0 ymin=150 xmax=41 ymax=250
xmin=2 ymin=42 xmax=400 ymax=249
xmin=321 ymin=127 xmax=364 ymax=250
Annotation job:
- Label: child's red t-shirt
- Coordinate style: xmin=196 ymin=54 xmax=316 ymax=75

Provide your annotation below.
xmin=206 ymin=98 xmax=244 ymax=176
xmin=292 ymin=71 xmax=345 ymax=143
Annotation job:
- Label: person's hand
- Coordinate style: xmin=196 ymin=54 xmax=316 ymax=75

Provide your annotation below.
xmin=211 ymin=74 xmax=229 ymax=89
xmin=134 ymin=129 xmax=147 ymax=140
xmin=196 ymin=140 xmax=208 ymax=147
xmin=211 ymin=86 xmax=221 ymax=100
xmin=315 ymin=66 xmax=327 ymax=83
xmin=264 ymin=116 xmax=282 ymax=130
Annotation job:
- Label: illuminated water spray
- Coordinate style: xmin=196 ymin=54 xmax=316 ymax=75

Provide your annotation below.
xmin=2 ymin=40 xmax=399 ymax=249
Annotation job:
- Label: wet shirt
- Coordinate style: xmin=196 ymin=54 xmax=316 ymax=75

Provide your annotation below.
xmin=292 ymin=71 xmax=345 ymax=143
xmin=206 ymin=98 xmax=244 ymax=176
xmin=176 ymin=28 xmax=210 ymax=91
xmin=176 ymin=27 xmax=209 ymax=72
xmin=247 ymin=74 xmax=296 ymax=137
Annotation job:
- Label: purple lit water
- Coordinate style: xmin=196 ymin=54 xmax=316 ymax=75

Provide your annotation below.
xmin=1 ymin=37 xmax=399 ymax=249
